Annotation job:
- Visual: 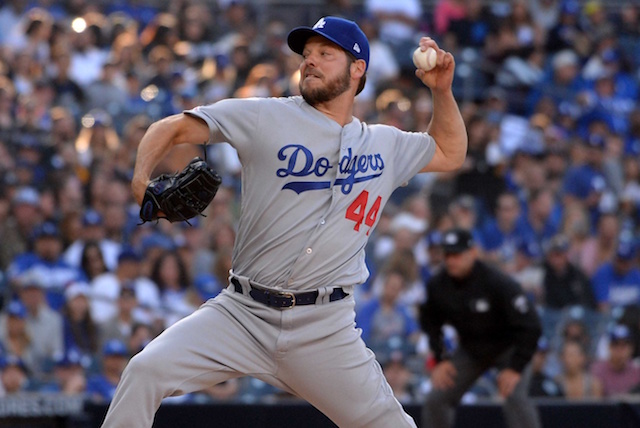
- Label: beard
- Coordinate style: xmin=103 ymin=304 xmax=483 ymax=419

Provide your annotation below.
xmin=300 ymin=65 xmax=351 ymax=106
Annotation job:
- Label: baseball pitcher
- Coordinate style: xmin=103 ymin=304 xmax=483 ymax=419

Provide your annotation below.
xmin=101 ymin=16 xmax=467 ymax=428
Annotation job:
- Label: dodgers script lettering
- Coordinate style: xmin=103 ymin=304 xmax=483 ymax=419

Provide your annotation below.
xmin=276 ymin=145 xmax=385 ymax=194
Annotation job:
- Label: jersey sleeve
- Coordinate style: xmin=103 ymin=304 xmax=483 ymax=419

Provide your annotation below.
xmin=382 ymin=126 xmax=436 ymax=189
xmin=184 ymin=98 xmax=263 ymax=161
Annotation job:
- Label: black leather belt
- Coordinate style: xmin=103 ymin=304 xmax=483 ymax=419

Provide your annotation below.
xmin=231 ymin=277 xmax=348 ymax=309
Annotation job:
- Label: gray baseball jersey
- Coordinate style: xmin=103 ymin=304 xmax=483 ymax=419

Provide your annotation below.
xmin=102 ymin=95 xmax=433 ymax=428
xmin=186 ymin=95 xmax=435 ymax=290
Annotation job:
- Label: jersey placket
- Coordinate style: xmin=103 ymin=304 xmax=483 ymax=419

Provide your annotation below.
xmin=282 ymin=128 xmax=351 ymax=289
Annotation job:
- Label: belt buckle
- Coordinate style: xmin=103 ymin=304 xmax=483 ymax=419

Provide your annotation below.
xmin=276 ymin=290 xmax=296 ymax=309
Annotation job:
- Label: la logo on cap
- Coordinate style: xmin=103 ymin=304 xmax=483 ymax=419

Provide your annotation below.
xmin=313 ymin=18 xmax=326 ymax=29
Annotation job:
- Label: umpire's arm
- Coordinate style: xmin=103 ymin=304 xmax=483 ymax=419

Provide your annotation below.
xmin=419 ymin=281 xmax=447 ymax=362
xmin=132 ymin=114 xmax=216 ymax=205
xmin=496 ymin=274 xmax=542 ymax=373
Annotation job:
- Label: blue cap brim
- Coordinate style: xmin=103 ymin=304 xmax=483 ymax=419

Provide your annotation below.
xmin=287 ymin=27 xmax=317 ymax=55
xmin=288 ymin=27 xmax=348 ymax=57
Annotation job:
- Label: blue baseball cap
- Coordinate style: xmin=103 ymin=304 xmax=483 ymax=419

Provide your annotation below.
xmin=287 ymin=16 xmax=370 ymax=70
xmin=31 ymin=221 xmax=61 ymax=240
xmin=7 ymin=301 xmax=27 ymax=319
xmin=103 ymin=339 xmax=129 ymax=357
xmin=54 ymin=347 xmax=86 ymax=367
xmin=82 ymin=209 xmax=103 ymax=227
xmin=118 ymin=247 xmax=141 ymax=264
xmin=0 ymin=354 xmax=27 ymax=372
xmin=616 ymin=240 xmax=637 ymax=260
xmin=427 ymin=230 xmax=443 ymax=247
xmin=585 ymin=133 xmax=606 ymax=149
xmin=537 ymin=336 xmax=550 ymax=352
xmin=561 ymin=0 xmax=580 ymax=15
xmin=140 ymin=233 xmax=175 ymax=254
xmin=609 ymin=324 xmax=632 ymax=343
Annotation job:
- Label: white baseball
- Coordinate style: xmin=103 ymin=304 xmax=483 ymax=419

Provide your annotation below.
xmin=412 ymin=47 xmax=437 ymax=71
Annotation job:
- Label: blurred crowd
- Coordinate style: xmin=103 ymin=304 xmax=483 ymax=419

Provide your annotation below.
xmin=0 ymin=0 xmax=639 ymax=408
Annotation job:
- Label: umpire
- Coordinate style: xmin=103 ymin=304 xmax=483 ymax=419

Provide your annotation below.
xmin=419 ymin=228 xmax=542 ymax=428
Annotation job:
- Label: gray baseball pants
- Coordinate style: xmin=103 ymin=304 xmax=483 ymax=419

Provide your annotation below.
xmin=421 ymin=348 xmax=541 ymax=428
xmin=101 ymin=284 xmax=416 ymax=428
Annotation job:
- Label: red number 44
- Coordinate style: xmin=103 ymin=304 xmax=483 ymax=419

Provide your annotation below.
xmin=345 ymin=190 xmax=382 ymax=235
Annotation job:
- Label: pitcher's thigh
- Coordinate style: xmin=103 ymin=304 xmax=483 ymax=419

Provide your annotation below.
xmin=128 ymin=297 xmax=276 ymax=395
xmin=281 ymin=330 xmax=416 ymax=428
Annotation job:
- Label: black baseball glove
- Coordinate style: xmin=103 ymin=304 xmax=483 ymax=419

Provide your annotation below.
xmin=139 ymin=157 xmax=222 ymax=224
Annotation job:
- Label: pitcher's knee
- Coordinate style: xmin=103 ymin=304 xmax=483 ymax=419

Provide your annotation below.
xmin=347 ymin=397 xmax=414 ymax=428
xmin=122 ymin=351 xmax=165 ymax=382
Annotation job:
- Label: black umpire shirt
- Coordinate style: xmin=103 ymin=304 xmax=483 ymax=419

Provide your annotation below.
xmin=420 ymin=260 xmax=542 ymax=373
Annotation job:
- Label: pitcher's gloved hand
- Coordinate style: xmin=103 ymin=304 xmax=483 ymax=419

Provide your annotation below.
xmin=140 ymin=157 xmax=222 ymax=224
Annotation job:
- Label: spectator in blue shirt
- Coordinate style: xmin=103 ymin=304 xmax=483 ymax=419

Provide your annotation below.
xmin=591 ymin=239 xmax=640 ymax=312
xmin=478 ymin=191 xmax=529 ymax=273
xmin=356 ymin=269 xmax=421 ymax=357
xmin=527 ymin=49 xmax=585 ymax=116
xmin=517 ymin=187 xmax=563 ymax=250
xmin=563 ymin=134 xmax=607 ymax=200
xmin=86 ymin=339 xmax=130 ymax=402
xmin=7 ymin=221 xmax=82 ymax=311
xmin=577 ymin=68 xmax=637 ymax=136
xmin=38 ymin=347 xmax=89 ymax=395
xmin=562 ymin=133 xmax=613 ymax=230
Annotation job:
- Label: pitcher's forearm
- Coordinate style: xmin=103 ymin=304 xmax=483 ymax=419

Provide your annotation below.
xmin=132 ymin=119 xmax=178 ymax=203
xmin=428 ymin=88 xmax=467 ymax=169
xmin=132 ymin=114 xmax=211 ymax=203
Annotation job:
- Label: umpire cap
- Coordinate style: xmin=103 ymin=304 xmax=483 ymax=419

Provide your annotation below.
xmin=441 ymin=228 xmax=475 ymax=254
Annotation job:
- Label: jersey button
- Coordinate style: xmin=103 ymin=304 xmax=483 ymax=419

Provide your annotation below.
xmin=306 ymin=248 xmax=312 ymax=254
xmin=320 ymin=219 xmax=326 ymax=225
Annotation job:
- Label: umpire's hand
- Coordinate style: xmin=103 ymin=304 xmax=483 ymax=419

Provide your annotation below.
xmin=430 ymin=360 xmax=457 ymax=390
xmin=497 ymin=368 xmax=521 ymax=398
